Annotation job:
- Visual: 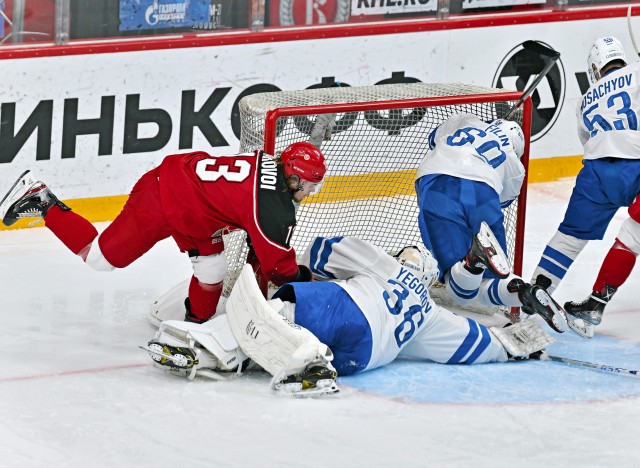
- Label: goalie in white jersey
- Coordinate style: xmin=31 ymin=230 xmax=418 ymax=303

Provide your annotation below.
xmin=415 ymin=113 xmax=568 ymax=334
xmin=145 ymin=236 xmax=553 ymax=396
xmin=532 ymin=36 xmax=640 ymax=334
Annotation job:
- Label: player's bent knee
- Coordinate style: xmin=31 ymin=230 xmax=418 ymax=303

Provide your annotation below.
xmin=84 ymin=239 xmax=116 ymax=271
xmin=191 ymin=252 xmax=228 ymax=284
xmin=616 ymin=218 xmax=640 ymax=254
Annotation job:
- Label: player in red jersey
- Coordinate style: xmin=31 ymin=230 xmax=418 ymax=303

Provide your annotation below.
xmin=0 ymin=142 xmax=326 ymax=323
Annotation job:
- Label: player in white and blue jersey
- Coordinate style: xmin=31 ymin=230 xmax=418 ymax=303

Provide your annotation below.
xmin=533 ymin=36 xmax=640 ymax=331
xmin=145 ymin=236 xmax=553 ymax=396
xmin=275 ymin=236 xmax=512 ymax=376
xmin=415 ymin=113 xmax=567 ymax=333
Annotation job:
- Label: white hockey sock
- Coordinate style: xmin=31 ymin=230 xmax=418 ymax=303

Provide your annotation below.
xmin=446 ymin=261 xmax=483 ymax=306
xmin=476 ymin=274 xmax=522 ymax=308
xmin=533 ymin=231 xmax=587 ymax=293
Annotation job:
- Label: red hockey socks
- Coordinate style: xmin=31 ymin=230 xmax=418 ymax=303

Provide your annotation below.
xmin=44 ymin=205 xmax=99 ymax=256
xmin=593 ymin=239 xmax=637 ymax=291
xmin=187 ymin=275 xmax=223 ymax=322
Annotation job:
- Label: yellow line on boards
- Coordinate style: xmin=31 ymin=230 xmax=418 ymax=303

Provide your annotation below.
xmin=0 ymin=156 xmax=585 ymax=231
xmin=527 ymin=154 xmax=583 ymax=184
xmin=0 ymin=195 xmax=129 ymax=231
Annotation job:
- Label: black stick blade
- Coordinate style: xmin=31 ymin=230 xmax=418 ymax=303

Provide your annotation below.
xmin=522 ymin=40 xmax=561 ymax=59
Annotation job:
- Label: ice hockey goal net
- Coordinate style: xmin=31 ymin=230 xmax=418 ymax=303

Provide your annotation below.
xmin=223 ymin=82 xmax=532 ymax=315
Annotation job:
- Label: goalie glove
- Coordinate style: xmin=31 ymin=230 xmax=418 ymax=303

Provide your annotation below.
xmin=490 ymin=321 xmax=555 ymax=360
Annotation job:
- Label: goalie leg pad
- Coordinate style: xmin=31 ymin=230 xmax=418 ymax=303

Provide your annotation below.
xmin=226 ymin=265 xmax=336 ymax=381
xmin=144 ymin=315 xmax=248 ymax=380
xmin=149 ymin=279 xmax=190 ymax=327
xmin=490 ymin=321 xmax=555 ymax=359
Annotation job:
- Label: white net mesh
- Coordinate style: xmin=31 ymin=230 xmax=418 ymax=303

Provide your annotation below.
xmin=223 ymin=82 xmax=527 ymax=315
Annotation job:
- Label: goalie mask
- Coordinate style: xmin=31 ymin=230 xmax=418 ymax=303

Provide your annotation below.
xmin=492 ymin=119 xmax=525 ymax=159
xmin=394 ymin=245 xmax=439 ymax=289
xmin=587 ymin=36 xmax=627 ymax=86
xmin=280 ymin=142 xmax=327 ymax=193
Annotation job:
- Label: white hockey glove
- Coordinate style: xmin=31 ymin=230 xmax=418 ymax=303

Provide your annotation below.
xmin=490 ymin=320 xmax=555 ymax=360
xmin=143 ymin=314 xmax=249 ymax=381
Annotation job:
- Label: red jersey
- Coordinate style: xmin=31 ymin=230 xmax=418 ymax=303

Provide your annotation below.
xmin=157 ymin=150 xmax=299 ymax=285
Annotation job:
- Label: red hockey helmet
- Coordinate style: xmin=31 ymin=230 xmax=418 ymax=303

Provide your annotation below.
xmin=280 ymin=142 xmax=326 ymax=184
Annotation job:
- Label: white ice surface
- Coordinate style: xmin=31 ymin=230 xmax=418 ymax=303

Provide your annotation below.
xmin=0 ymin=180 xmax=639 ymax=468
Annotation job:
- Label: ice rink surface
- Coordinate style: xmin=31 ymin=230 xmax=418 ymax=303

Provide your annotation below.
xmin=1 ymin=179 xmax=639 ymax=468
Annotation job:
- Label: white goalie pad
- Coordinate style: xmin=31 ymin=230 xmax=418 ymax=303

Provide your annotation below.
xmin=149 ymin=279 xmax=190 ymax=326
xmin=144 ymin=314 xmax=248 ymax=380
xmin=148 ymin=279 xmax=228 ymax=327
xmin=490 ymin=321 xmax=556 ymax=359
xmin=226 ymin=264 xmax=333 ymax=379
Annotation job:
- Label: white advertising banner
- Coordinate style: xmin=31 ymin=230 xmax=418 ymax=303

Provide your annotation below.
xmin=462 ymin=0 xmax=545 ymax=9
xmin=351 ymin=0 xmax=436 ymax=16
xmin=0 ymin=16 xmax=634 ymax=199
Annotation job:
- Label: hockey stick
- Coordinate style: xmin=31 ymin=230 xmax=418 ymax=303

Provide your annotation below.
xmin=504 ymin=41 xmax=561 ymax=120
xmin=535 ymin=352 xmax=640 ymax=379
xmin=628 ymin=6 xmax=640 ymax=58
xmin=0 ymin=170 xmax=30 ymax=207
xmin=309 ymin=112 xmax=337 ymax=147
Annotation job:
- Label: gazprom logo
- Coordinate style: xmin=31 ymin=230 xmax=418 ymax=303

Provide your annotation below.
xmin=493 ymin=41 xmax=566 ymax=142
xmin=145 ymin=2 xmax=187 ymax=25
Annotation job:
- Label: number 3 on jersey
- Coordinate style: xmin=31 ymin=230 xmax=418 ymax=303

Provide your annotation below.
xmin=196 ymin=158 xmax=251 ymax=182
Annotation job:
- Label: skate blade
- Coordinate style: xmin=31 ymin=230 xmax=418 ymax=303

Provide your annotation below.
xmin=274 ymin=379 xmax=340 ymax=398
xmin=0 ymin=170 xmax=34 ymax=225
xmin=140 ymin=344 xmax=197 ymax=369
xmin=0 ymin=170 xmax=31 ymax=206
xmin=478 ymin=222 xmax=510 ymax=278
xmin=534 ymin=289 xmax=567 ymax=333
xmin=565 ymin=313 xmax=595 ymax=339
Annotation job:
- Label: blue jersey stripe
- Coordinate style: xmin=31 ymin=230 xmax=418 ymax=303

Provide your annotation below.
xmin=447 ymin=318 xmax=480 ymax=364
xmin=309 ymin=236 xmax=344 ymax=279
xmin=488 ymin=279 xmax=502 ymax=306
xmin=462 ymin=323 xmax=492 ymax=364
xmin=308 ymin=238 xmax=330 ymax=278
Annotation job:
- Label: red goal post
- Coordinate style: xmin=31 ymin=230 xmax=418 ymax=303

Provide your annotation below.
xmin=225 ymin=83 xmax=532 ymax=314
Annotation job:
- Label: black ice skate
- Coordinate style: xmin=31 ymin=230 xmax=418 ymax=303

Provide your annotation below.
xmin=0 ymin=170 xmax=70 ymax=227
xmin=273 ymin=363 xmax=339 ymax=397
xmin=509 ymin=278 xmax=567 ymax=333
xmin=464 ymin=221 xmax=510 ymax=278
xmin=564 ymin=285 xmax=617 ymax=326
xmin=183 ymin=298 xmax=209 ymax=324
